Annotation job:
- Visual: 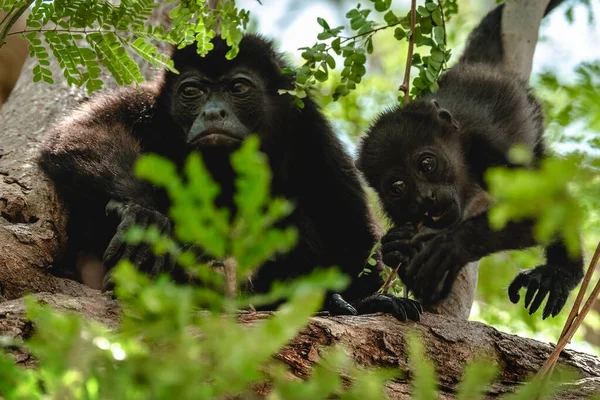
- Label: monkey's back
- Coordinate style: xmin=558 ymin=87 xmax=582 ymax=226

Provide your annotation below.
xmin=421 ymin=62 xmax=545 ymax=160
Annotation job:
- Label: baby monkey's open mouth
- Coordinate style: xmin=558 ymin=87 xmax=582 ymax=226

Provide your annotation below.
xmin=420 ymin=203 xmax=457 ymax=228
xmin=424 ymin=207 xmax=448 ymax=222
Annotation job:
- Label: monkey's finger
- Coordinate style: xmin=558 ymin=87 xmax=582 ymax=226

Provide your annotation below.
xmin=410 ymin=230 xmax=438 ymax=245
xmin=328 ymin=293 xmax=358 ymax=316
xmin=382 ymin=226 xmax=417 ymax=244
xmin=381 ymin=240 xmax=415 ymax=256
xmin=105 ymin=199 xmax=127 ymax=218
xmin=103 ymin=213 xmax=137 ymax=265
xmin=367 ymin=294 xmax=406 ymax=321
xmin=542 ymin=293 xmax=558 ymax=320
xmin=439 ymin=265 xmax=462 ymax=303
xmin=122 ymin=212 xmax=152 ymax=266
xmin=508 ymin=273 xmax=530 ymax=304
xmin=103 ymin=233 xmax=126 ymax=266
xmin=390 ymin=298 xmax=407 ymax=321
xmin=528 ymin=285 xmax=549 ymax=315
xmin=413 ymin=249 xmax=447 ymax=299
xmin=552 ymin=295 xmax=568 ymax=318
xmin=382 ymin=251 xmax=410 ymax=269
xmin=159 ymin=218 xmax=171 ymax=234
xmin=401 ymin=299 xmax=422 ymax=321
xmin=101 ymin=270 xmax=115 ymax=293
xmin=524 ymin=279 xmax=540 ymax=308
xmin=133 ymin=246 xmax=155 ymax=273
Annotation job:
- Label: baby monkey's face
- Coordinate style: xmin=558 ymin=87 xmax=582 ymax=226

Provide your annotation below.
xmin=356 ymin=101 xmax=469 ymax=230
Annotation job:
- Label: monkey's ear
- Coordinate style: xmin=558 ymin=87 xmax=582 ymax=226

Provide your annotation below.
xmin=430 ymin=99 xmax=459 ymax=130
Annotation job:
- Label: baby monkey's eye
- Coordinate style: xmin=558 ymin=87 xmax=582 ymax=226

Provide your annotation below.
xmin=390 ymin=180 xmax=407 ymax=197
xmin=418 ymin=155 xmax=437 ymax=174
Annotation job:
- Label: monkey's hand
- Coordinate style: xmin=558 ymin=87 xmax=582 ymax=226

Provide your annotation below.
xmin=400 ymin=230 xmax=470 ymax=306
xmin=381 ymin=223 xmax=419 ymax=268
xmin=508 ymin=264 xmax=580 ymax=319
xmin=102 ymin=200 xmax=176 ymax=291
xmin=354 ymin=293 xmax=423 ymax=321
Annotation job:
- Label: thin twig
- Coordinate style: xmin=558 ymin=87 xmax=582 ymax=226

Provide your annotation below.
xmin=338 ymin=21 xmax=401 ymax=43
xmin=537 ymin=241 xmax=600 ymax=377
xmin=549 ymin=241 xmax=599 ymax=363
xmin=380 ymin=264 xmax=401 ymax=294
xmin=0 ymin=2 xmax=33 ymax=47
xmin=536 ymin=242 xmax=600 ymax=395
xmin=399 ymin=0 xmax=417 ymax=105
xmin=437 ymin=0 xmax=447 ymax=46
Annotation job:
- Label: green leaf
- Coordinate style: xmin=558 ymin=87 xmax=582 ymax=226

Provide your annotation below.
xmin=456 ymin=359 xmax=498 ymax=400
xmin=317 ymin=17 xmax=330 ymax=29
xmin=394 ymin=27 xmax=406 ymax=40
xmin=314 ymin=69 xmax=328 ymax=82
xmin=406 ymin=333 xmax=437 ymax=400
xmin=417 ymin=5 xmax=430 ymax=17
xmin=431 ymin=9 xmax=443 ymax=26
xmin=384 ymin=10 xmax=399 ymax=25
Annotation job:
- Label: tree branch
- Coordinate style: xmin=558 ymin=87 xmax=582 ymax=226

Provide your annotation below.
xmin=1 ymin=291 xmax=600 ymax=398
xmin=399 ymin=0 xmax=417 ymax=104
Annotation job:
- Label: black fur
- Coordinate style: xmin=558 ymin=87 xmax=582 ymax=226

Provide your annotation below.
xmin=357 ymin=1 xmax=583 ymax=319
xmin=38 ymin=35 xmax=422 ymax=321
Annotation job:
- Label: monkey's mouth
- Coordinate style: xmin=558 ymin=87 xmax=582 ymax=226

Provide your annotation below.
xmin=424 ymin=210 xmax=446 ymax=222
xmin=189 ymin=129 xmax=243 ymax=148
xmin=421 ymin=203 xmax=459 ymax=229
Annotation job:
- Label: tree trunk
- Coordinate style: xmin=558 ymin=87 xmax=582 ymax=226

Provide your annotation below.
xmin=1 ymin=292 xmax=599 ymax=399
xmin=501 ymin=0 xmax=551 ymax=80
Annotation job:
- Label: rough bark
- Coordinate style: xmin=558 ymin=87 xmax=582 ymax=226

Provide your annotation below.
xmin=1 ymin=292 xmax=599 ymax=399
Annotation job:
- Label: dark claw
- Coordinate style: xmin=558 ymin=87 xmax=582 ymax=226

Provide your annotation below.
xmin=327 ymin=293 xmax=358 ymax=316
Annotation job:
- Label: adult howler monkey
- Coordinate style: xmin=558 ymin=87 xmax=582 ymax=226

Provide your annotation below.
xmin=356 ymin=1 xmax=583 ymax=319
xmin=38 ymin=35 xmax=422 ymax=321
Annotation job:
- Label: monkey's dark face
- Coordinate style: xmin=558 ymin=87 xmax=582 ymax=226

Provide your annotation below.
xmin=357 ymin=102 xmax=469 ymax=229
xmin=169 ymin=67 xmax=267 ymax=150
xmin=159 ymin=35 xmax=293 ymax=153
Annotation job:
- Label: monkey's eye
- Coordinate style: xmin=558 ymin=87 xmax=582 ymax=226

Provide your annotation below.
xmin=230 ymin=80 xmax=251 ymax=95
xmin=418 ymin=155 xmax=437 ymax=174
xmin=180 ymin=84 xmax=205 ymax=99
xmin=390 ymin=180 xmax=407 ymax=197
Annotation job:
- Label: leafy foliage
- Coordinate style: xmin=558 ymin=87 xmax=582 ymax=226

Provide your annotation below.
xmin=283 ymin=0 xmax=453 ymax=105
xmin=0 ymin=0 xmax=249 ymax=93
xmin=486 ymin=154 xmax=585 ymax=258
